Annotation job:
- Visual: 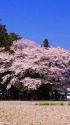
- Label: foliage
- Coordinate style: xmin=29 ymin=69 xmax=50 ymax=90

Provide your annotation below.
xmin=0 ymin=24 xmax=9 ymax=47
xmin=0 ymin=36 xmax=70 ymax=100
xmin=9 ymin=32 xmax=22 ymax=41
xmin=68 ymin=103 xmax=70 ymax=106
xmin=0 ymin=19 xmax=22 ymax=52
xmin=60 ymin=102 xmax=64 ymax=106
xmin=35 ymin=102 xmax=66 ymax=106
xmin=50 ymin=103 xmax=57 ymax=106
xmin=5 ymin=46 xmax=15 ymax=54
xmin=43 ymin=38 xmax=50 ymax=48
xmin=39 ymin=103 xmax=50 ymax=106
xmin=38 ymin=103 xmax=57 ymax=106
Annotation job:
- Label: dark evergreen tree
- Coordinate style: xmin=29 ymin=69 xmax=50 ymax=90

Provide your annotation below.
xmin=43 ymin=39 xmax=50 ymax=48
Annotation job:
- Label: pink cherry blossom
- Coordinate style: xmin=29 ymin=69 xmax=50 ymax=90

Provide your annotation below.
xmin=0 ymin=39 xmax=70 ymax=91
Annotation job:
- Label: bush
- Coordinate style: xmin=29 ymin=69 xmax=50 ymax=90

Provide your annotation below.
xmin=60 ymin=102 xmax=64 ymax=106
xmin=39 ymin=103 xmax=50 ymax=106
xmin=68 ymin=103 xmax=70 ymax=106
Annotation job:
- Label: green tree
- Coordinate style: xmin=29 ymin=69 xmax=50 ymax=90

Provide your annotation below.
xmin=9 ymin=32 xmax=22 ymax=41
xmin=0 ymin=24 xmax=9 ymax=47
xmin=43 ymin=39 xmax=50 ymax=48
xmin=0 ymin=19 xmax=12 ymax=47
xmin=0 ymin=19 xmax=22 ymax=52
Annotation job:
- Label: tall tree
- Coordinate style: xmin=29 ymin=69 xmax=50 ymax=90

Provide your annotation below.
xmin=0 ymin=22 xmax=9 ymax=47
xmin=43 ymin=39 xmax=50 ymax=48
xmin=0 ymin=19 xmax=22 ymax=50
xmin=9 ymin=32 xmax=22 ymax=41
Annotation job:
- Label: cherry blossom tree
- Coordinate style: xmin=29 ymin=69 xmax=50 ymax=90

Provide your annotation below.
xmin=0 ymin=39 xmax=70 ymax=100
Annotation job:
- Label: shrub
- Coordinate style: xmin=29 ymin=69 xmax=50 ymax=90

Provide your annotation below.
xmin=60 ymin=102 xmax=64 ymax=106
xmin=68 ymin=103 xmax=70 ymax=106
xmin=39 ymin=103 xmax=50 ymax=106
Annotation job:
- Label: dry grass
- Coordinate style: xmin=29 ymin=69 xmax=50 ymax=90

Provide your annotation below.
xmin=0 ymin=105 xmax=70 ymax=125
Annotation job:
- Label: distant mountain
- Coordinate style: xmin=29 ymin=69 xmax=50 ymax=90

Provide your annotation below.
xmin=0 ymin=39 xmax=70 ymax=100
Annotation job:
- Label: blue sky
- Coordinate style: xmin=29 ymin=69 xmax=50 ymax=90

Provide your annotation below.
xmin=0 ymin=0 xmax=70 ymax=50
